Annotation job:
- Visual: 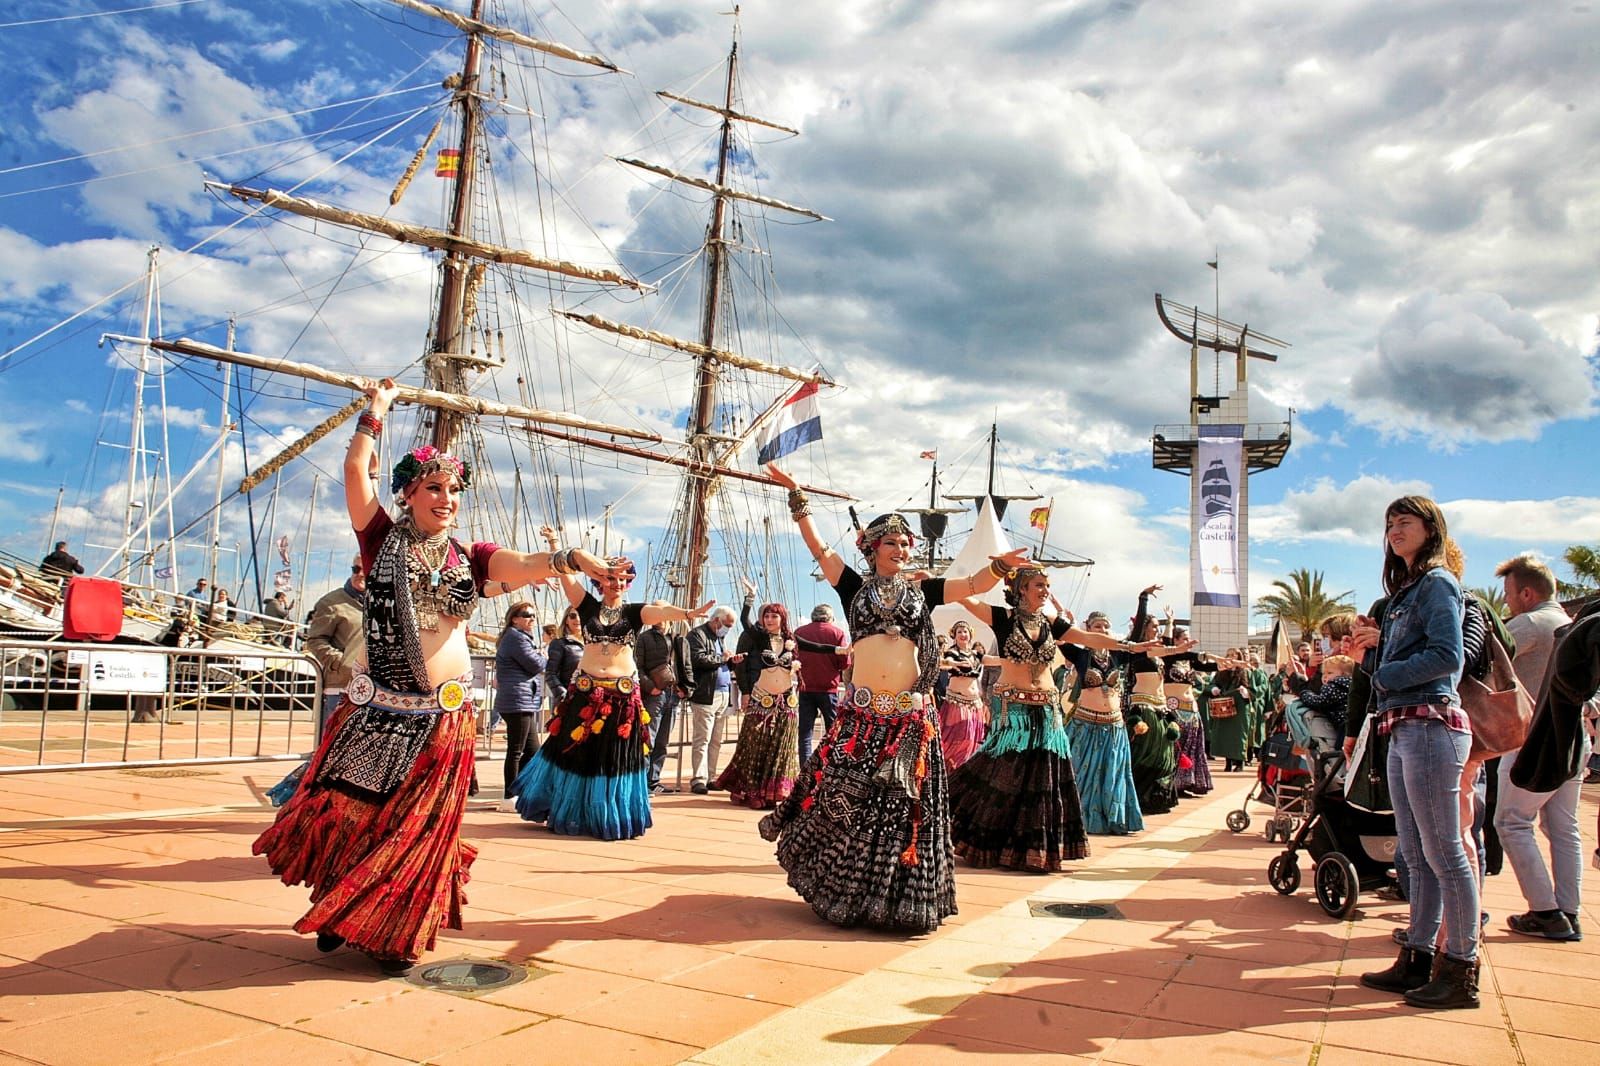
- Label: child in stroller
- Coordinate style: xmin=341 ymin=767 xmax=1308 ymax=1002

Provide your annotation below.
xmin=1266 ymin=674 xmax=1399 ymax=918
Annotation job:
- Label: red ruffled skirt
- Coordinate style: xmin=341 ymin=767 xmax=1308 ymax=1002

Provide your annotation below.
xmin=251 ymin=696 xmax=478 ymax=962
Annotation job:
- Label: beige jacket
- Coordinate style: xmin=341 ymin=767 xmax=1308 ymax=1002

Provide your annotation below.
xmin=303 ymin=584 xmax=364 ymax=690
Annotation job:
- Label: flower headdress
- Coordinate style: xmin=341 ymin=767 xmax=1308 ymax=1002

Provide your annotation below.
xmin=391 ymin=445 xmax=472 ymax=494
xmin=1003 ymin=564 xmax=1049 ymax=606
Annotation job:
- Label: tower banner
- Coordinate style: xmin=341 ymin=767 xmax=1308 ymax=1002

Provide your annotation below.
xmin=1193 ymin=424 xmax=1244 ymax=608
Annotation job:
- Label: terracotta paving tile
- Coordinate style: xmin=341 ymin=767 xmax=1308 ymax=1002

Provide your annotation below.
xmin=534 ymin=934 xmax=733 ymax=979
xmin=876 ymin=1029 xmax=1096 ymax=1065
xmin=0 ymin=967 xmax=131 ymax=1027
xmin=0 ymin=994 xmax=271 ymax=1066
xmin=1514 ymin=1032 xmax=1600 ymax=1064
xmin=922 ymin=989 xmax=1131 ymax=1057
xmin=61 ymin=937 xmax=298 ymax=992
xmin=666 ymin=951 xmax=858 ymax=1007
xmin=1142 ymin=982 xmax=1327 ymax=1042
xmin=1486 ymin=964 xmax=1600 ymax=1004
xmin=477 ymin=963 xmax=646 ymax=1016
xmin=159 ymin=961 xmax=413 ymax=1025
xmin=1027 ymin=937 xmax=1199 ymax=980
xmin=562 ymin=979 xmax=783 ymax=1047
xmin=1500 ymin=994 xmax=1600 ymax=1040
xmin=1325 ymin=980 xmax=1509 ymax=1030
xmin=160 ymin=1026 xmax=414 ymax=1066
xmin=742 ymin=932 xmax=920 ymax=974
xmin=1100 ymin=1018 xmax=1313 ymax=1066
xmin=293 ymin=986 xmax=532 ymax=1060
xmin=1315 ymin=1010 xmax=1522 ymax=1065
xmin=433 ymin=1016 xmax=699 ymax=1066
xmin=1167 ymin=953 xmax=1336 ymax=1004
xmin=987 ymin=964 xmax=1168 ymax=1015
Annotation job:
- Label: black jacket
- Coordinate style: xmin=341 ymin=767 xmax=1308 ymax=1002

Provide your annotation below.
xmin=1511 ymin=601 xmax=1600 ymax=792
xmin=635 ymin=627 xmax=674 ymax=697
xmin=686 ymin=621 xmax=732 ymax=704
xmin=40 ymin=550 xmax=83 ymax=577
xmin=545 ymin=635 xmax=584 ymax=704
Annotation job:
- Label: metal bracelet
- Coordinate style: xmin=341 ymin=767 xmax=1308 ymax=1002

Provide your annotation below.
xmin=787 ymin=487 xmax=811 ymax=519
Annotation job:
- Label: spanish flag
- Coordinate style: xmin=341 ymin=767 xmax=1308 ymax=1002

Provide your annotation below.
xmin=435 ymin=149 xmax=461 ymax=177
xmin=1028 ymin=505 xmax=1050 ymax=531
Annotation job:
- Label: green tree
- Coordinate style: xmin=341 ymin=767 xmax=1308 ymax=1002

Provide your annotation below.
xmin=1561 ymin=544 xmax=1600 ymax=598
xmin=1253 ymin=568 xmax=1355 ymax=640
xmin=1467 ymin=585 xmax=1508 ymax=620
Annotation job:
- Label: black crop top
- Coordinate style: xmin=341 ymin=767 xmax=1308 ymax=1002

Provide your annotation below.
xmin=990 ymin=606 xmax=1070 ymax=665
xmin=942 ymin=647 xmax=983 ymax=679
xmin=832 ymin=567 xmax=949 ymax=694
xmin=576 ymin=592 xmax=646 ymax=647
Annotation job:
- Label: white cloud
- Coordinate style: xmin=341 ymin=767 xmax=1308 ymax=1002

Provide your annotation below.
xmin=1347 ymin=290 xmax=1598 ymax=445
xmin=1445 ymin=497 xmax=1600 ymax=546
xmin=1254 ymin=474 xmax=1433 ymax=545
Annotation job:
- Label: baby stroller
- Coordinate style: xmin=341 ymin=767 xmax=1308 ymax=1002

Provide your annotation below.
xmin=1266 ymin=720 xmax=1399 ymax=919
xmin=1224 ymin=703 xmax=1312 ymax=842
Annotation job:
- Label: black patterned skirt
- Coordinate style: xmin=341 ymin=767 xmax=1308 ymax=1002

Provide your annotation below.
xmin=946 ymin=693 xmax=1089 ymax=871
xmin=758 ymin=692 xmax=954 ymax=932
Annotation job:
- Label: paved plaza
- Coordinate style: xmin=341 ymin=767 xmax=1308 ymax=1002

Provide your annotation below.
xmin=1 ymin=762 xmax=1596 ymax=1065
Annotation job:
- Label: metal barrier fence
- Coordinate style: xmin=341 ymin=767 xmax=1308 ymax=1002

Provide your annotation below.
xmin=0 ymin=639 xmax=322 ymax=775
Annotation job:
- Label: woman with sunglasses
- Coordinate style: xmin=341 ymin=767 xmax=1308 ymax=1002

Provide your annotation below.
xmin=511 ymin=538 xmax=713 ymax=839
xmin=546 ymin=605 xmax=585 ymax=708
xmin=494 ymin=602 xmax=546 ymax=807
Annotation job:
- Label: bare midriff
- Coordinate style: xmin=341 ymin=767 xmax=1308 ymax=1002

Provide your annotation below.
xmin=379 ymin=617 xmax=471 ymax=689
xmin=578 ymin=642 xmax=636 ymax=680
xmin=1130 ymin=672 xmax=1164 ymax=698
xmin=1077 ymin=685 xmax=1122 ymax=716
xmin=851 ymin=633 xmax=920 ymax=693
xmin=757 ymin=664 xmax=796 ymax=693
xmin=996 ymin=659 xmax=1056 ymax=695
xmin=946 ymin=675 xmax=980 ymax=702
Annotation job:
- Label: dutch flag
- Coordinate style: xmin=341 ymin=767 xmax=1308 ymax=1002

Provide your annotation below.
xmin=756 ymin=382 xmax=824 ymax=465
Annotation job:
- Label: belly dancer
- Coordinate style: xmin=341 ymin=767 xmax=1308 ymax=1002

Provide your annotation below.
xmin=758 ymin=464 xmax=1029 ymax=931
xmin=937 ymin=621 xmax=986 ymax=770
xmin=254 ymin=379 xmax=623 ymax=973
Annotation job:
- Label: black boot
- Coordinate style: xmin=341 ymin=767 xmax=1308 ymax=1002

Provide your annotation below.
xmin=315 ymin=931 xmax=345 ymax=953
xmin=1360 ymin=946 xmax=1434 ymax=993
xmin=1404 ymin=954 xmax=1479 ymax=1010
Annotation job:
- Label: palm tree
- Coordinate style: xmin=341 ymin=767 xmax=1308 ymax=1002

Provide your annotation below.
xmin=1561 ymin=544 xmax=1600 ymax=598
xmin=1467 ymin=585 xmax=1508 ymax=620
xmin=1253 ymin=568 xmax=1355 ymax=640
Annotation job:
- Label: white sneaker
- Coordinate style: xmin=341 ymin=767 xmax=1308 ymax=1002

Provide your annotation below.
xmin=497 ymin=797 xmax=518 ymax=813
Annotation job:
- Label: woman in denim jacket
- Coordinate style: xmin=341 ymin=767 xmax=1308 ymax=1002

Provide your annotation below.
xmin=1354 ymin=496 xmax=1478 ymax=1010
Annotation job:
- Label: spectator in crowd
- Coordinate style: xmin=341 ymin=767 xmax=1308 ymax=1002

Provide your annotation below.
xmin=685 ymin=605 xmax=742 ymax=794
xmin=302 ymin=562 xmax=366 ymax=724
xmin=492 ymin=601 xmax=546 ymax=809
xmin=262 ymin=590 xmax=297 ymax=646
xmin=793 ymin=602 xmax=849 ymax=764
xmin=545 ymin=605 xmax=584 ymax=708
xmin=635 ymin=615 xmax=681 ymax=793
xmin=39 ymin=540 xmax=84 ymax=580
xmin=186 ymin=577 xmax=209 ymax=602
xmin=1493 ymin=554 xmax=1585 ymax=941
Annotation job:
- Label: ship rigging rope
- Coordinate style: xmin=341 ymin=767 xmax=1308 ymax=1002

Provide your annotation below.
xmin=0 ymin=0 xmax=208 ymax=30
xmin=0 ymin=85 xmax=439 ymax=178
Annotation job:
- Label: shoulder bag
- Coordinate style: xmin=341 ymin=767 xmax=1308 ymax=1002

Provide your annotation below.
xmin=1461 ymin=630 xmax=1534 ymax=759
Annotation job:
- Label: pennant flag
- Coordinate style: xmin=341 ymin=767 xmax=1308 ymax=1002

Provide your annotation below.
xmin=756 ymin=382 xmax=823 ymax=465
xmin=919 ymin=449 xmax=938 ymax=460
xmin=274 ymin=569 xmax=294 ymax=592
xmin=1028 ymin=505 xmax=1051 ymax=531
xmin=276 ymin=534 xmax=292 ymax=567
xmin=435 ymin=148 xmax=461 ymax=177
xmin=154 ymin=566 xmax=174 ymax=580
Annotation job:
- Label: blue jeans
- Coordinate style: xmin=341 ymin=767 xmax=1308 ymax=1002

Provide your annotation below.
xmin=797 ymin=690 xmax=838 ymax=765
xmin=1388 ymin=718 xmax=1478 ymax=961
xmin=646 ymin=690 xmax=678 ymax=788
xmin=1495 ymin=739 xmax=1589 ymax=914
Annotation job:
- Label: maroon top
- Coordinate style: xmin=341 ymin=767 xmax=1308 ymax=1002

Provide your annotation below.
xmin=355 ymin=509 xmax=500 ymax=591
xmin=794 ymin=619 xmax=849 ymax=693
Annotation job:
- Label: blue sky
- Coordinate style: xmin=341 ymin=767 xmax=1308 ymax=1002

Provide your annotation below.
xmin=1 ymin=0 xmax=1596 ymax=626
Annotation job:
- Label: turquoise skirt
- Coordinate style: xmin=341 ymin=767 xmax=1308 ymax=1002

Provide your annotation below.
xmin=1065 ymin=711 xmax=1144 ymax=835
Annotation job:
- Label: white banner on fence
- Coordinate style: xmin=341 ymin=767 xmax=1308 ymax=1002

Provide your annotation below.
xmin=1193 ymin=424 xmax=1244 ymax=608
xmin=85 ymin=650 xmax=168 ymax=694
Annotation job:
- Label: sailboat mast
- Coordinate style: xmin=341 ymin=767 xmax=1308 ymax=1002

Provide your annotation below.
xmin=985 ymin=422 xmax=997 ymax=505
xmin=120 ymin=245 xmax=159 ymax=581
xmin=208 ymin=319 xmax=234 ymax=599
xmin=927 ymin=460 xmax=939 ymax=567
xmin=427 ymin=0 xmax=487 ymax=453
xmin=682 ymin=32 xmax=741 ymax=608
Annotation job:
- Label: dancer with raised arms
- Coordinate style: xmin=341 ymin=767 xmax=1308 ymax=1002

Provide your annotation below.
xmin=758 ymin=464 xmax=1029 ymax=931
xmin=946 ymin=571 xmax=1160 ymax=870
xmin=511 ymin=528 xmax=713 ymax=839
xmin=254 ymin=379 xmax=626 ymax=974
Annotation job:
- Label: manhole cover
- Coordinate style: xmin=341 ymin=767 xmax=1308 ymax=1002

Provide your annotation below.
xmin=1027 ymin=901 xmax=1124 ymax=920
xmin=406 ymin=958 xmax=533 ymax=996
